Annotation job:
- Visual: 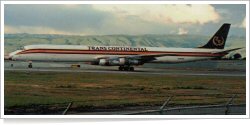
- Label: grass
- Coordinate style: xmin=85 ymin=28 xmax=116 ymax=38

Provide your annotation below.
xmin=4 ymin=70 xmax=246 ymax=114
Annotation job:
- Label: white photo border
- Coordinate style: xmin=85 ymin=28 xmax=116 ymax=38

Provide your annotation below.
xmin=1 ymin=0 xmax=249 ymax=119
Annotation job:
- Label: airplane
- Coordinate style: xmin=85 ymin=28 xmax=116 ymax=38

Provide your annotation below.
xmin=6 ymin=23 xmax=242 ymax=71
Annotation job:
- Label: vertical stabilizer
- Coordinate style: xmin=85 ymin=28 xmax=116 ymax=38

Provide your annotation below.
xmin=199 ymin=23 xmax=230 ymax=49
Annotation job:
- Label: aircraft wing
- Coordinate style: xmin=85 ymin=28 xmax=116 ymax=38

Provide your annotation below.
xmin=127 ymin=53 xmax=177 ymax=61
xmin=123 ymin=47 xmax=243 ymax=60
xmin=95 ymin=53 xmax=178 ymax=63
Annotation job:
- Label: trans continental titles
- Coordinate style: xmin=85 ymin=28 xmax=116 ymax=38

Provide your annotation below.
xmin=88 ymin=46 xmax=148 ymax=52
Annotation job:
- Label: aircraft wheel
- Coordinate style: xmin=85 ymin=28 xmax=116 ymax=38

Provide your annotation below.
xmin=124 ymin=67 xmax=129 ymax=71
xmin=119 ymin=66 xmax=124 ymax=71
xmin=129 ymin=67 xmax=134 ymax=71
xmin=28 ymin=63 xmax=32 ymax=68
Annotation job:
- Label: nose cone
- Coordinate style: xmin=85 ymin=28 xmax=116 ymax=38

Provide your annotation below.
xmin=4 ymin=54 xmax=12 ymax=60
xmin=6 ymin=50 xmax=22 ymax=60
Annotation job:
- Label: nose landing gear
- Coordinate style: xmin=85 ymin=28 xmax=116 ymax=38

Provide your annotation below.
xmin=28 ymin=61 xmax=33 ymax=68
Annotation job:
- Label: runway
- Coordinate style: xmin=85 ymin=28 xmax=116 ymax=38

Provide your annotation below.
xmin=4 ymin=67 xmax=245 ymax=77
xmin=4 ymin=60 xmax=246 ymax=77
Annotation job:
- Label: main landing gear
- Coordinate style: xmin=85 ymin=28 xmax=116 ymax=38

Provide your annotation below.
xmin=28 ymin=61 xmax=33 ymax=68
xmin=118 ymin=66 xmax=134 ymax=71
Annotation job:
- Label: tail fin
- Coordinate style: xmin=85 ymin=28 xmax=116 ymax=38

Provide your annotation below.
xmin=199 ymin=23 xmax=231 ymax=49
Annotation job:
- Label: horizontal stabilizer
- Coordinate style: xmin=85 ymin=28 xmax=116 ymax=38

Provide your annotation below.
xmin=212 ymin=47 xmax=243 ymax=54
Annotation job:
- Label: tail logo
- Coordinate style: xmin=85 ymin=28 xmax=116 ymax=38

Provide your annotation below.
xmin=212 ymin=36 xmax=224 ymax=46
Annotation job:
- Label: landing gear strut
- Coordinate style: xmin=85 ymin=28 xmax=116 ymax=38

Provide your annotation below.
xmin=118 ymin=66 xmax=134 ymax=71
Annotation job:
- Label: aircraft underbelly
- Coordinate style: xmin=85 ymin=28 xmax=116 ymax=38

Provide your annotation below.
xmin=14 ymin=53 xmax=214 ymax=63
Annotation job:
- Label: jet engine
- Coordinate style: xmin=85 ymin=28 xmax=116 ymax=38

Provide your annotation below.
xmin=99 ymin=58 xmax=109 ymax=66
xmin=118 ymin=58 xmax=142 ymax=65
xmin=97 ymin=58 xmax=143 ymax=66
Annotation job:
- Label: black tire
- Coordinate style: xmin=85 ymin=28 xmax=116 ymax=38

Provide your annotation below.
xmin=119 ymin=66 xmax=123 ymax=71
xmin=28 ymin=64 xmax=32 ymax=68
xmin=124 ymin=67 xmax=129 ymax=71
xmin=129 ymin=67 xmax=134 ymax=71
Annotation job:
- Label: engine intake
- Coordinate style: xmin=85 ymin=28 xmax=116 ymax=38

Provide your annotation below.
xmin=99 ymin=58 xmax=109 ymax=66
xmin=119 ymin=58 xmax=127 ymax=65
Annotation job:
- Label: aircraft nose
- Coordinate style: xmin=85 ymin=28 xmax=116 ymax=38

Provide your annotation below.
xmin=7 ymin=50 xmax=22 ymax=60
xmin=4 ymin=55 xmax=12 ymax=60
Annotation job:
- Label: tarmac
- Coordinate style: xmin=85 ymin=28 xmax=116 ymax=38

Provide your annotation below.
xmin=4 ymin=60 xmax=246 ymax=77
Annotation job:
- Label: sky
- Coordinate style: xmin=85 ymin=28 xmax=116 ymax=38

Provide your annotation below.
xmin=4 ymin=4 xmax=246 ymax=36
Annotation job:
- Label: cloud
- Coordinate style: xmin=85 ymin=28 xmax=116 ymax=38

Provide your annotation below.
xmin=231 ymin=16 xmax=246 ymax=29
xmin=5 ymin=25 xmax=74 ymax=35
xmin=178 ymin=28 xmax=188 ymax=35
xmin=4 ymin=4 xmax=174 ymax=35
xmin=240 ymin=17 xmax=246 ymax=28
xmin=4 ymin=4 xmax=245 ymax=36
xmin=4 ymin=5 xmax=110 ymax=33
xmin=92 ymin=4 xmax=220 ymax=25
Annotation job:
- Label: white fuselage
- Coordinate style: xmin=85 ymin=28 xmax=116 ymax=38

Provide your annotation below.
xmin=9 ymin=45 xmax=226 ymax=64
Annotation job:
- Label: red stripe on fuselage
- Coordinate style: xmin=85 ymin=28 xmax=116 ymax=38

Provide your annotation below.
xmin=17 ymin=49 xmax=226 ymax=57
